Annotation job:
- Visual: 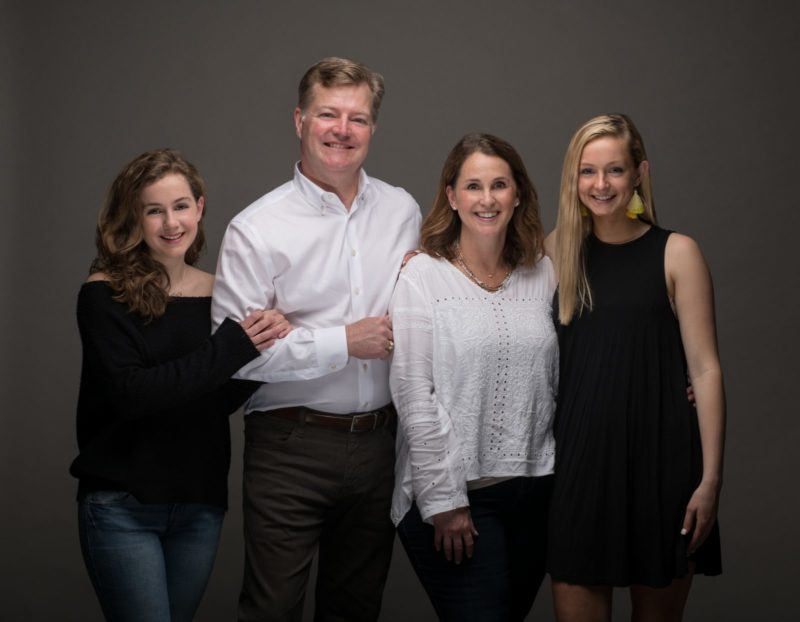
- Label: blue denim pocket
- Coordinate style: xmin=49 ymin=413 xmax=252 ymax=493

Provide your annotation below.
xmin=82 ymin=490 xmax=135 ymax=505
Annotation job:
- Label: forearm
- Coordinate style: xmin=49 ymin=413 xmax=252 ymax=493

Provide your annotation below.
xmin=691 ymin=367 xmax=726 ymax=487
xmin=233 ymin=324 xmax=348 ymax=382
xmin=404 ymin=416 xmax=469 ymax=521
xmin=86 ymin=318 xmax=260 ymax=421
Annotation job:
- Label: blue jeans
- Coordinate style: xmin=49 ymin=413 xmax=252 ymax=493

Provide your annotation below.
xmin=397 ymin=475 xmax=553 ymax=622
xmin=78 ymin=491 xmax=224 ymax=622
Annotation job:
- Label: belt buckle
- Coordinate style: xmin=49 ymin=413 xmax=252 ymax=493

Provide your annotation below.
xmin=350 ymin=411 xmax=378 ymax=432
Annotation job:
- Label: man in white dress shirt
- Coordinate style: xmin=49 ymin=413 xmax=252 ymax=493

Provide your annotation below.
xmin=212 ymin=57 xmax=421 ymax=622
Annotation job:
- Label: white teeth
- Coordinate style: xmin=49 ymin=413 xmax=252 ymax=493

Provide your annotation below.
xmin=162 ymin=233 xmax=182 ymax=240
xmin=477 ymin=212 xmax=498 ymax=218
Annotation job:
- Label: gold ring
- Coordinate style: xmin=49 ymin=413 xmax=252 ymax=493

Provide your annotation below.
xmin=386 ymin=339 xmax=394 ymax=352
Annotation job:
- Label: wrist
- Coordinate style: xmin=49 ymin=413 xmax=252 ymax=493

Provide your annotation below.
xmin=700 ymin=473 xmax=722 ymax=490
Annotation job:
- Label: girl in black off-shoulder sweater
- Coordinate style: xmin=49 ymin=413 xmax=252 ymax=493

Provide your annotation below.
xmin=71 ymin=149 xmax=289 ymax=622
xmin=70 ymin=282 xmax=260 ymax=508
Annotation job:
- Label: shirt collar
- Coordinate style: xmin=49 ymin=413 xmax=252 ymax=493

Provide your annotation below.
xmin=293 ymin=163 xmax=372 ymax=213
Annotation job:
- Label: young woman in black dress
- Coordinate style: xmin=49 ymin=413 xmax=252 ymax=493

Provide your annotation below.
xmin=70 ymin=149 xmax=290 ymax=622
xmin=545 ymin=115 xmax=725 ymax=621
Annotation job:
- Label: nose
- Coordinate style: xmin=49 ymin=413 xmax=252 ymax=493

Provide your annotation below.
xmin=480 ymin=188 xmax=495 ymax=205
xmin=333 ymin=117 xmax=351 ymax=137
xmin=594 ymin=172 xmax=609 ymax=188
xmin=163 ymin=209 xmax=178 ymax=228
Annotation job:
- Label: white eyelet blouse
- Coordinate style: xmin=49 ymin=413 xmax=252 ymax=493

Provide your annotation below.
xmin=389 ymin=252 xmax=558 ymax=525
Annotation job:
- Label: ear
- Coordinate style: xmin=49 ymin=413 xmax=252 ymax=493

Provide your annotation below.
xmin=445 ymin=186 xmax=456 ymax=209
xmin=293 ymin=107 xmax=304 ymax=139
xmin=371 ymin=123 xmax=377 ymax=135
xmin=196 ymin=196 xmax=205 ymax=220
xmin=636 ymin=160 xmax=650 ymax=186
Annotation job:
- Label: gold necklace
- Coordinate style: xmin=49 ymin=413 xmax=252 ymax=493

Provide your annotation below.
xmin=168 ymin=268 xmax=189 ymax=297
xmin=454 ymin=244 xmax=512 ymax=293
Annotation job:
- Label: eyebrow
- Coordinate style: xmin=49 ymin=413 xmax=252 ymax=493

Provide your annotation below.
xmin=462 ymin=176 xmax=511 ymax=183
xmin=143 ymin=196 xmax=192 ymax=208
xmin=316 ymin=105 xmax=371 ymax=118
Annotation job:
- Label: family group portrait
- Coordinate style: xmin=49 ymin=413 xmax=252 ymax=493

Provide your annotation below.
xmin=3 ymin=1 xmax=796 ymax=620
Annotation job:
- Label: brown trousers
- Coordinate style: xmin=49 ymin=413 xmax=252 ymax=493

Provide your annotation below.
xmin=238 ymin=412 xmax=396 ymax=622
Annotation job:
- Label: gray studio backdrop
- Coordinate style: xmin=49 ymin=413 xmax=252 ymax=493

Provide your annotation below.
xmin=3 ymin=1 xmax=798 ymax=620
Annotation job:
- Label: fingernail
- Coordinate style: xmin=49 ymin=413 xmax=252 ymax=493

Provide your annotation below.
xmin=680 ymin=528 xmax=688 ymax=535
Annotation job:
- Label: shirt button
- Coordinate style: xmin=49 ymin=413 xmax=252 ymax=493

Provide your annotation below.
xmin=351 ymin=249 xmax=357 ymax=256
xmin=362 ymin=363 xmax=368 ymax=371
xmin=330 ymin=364 xmax=337 ymax=370
xmin=354 ymin=287 xmax=360 ymax=295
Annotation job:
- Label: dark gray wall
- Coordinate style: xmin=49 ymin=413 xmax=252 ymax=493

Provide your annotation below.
xmin=3 ymin=1 xmax=798 ymax=619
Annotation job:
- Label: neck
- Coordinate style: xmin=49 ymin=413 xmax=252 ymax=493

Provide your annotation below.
xmin=457 ymin=234 xmax=506 ymax=275
xmin=161 ymin=259 xmax=189 ymax=293
xmin=299 ymin=162 xmax=360 ymax=210
xmin=591 ymin=214 xmax=650 ymax=244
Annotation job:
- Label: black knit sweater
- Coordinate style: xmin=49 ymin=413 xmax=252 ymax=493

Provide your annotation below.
xmin=70 ymin=281 xmax=260 ymax=509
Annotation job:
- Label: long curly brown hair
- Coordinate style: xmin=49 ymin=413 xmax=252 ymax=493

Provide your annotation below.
xmin=91 ymin=148 xmax=207 ymax=319
xmin=421 ymin=133 xmax=544 ymax=269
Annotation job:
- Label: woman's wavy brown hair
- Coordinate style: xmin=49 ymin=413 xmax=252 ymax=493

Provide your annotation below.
xmin=91 ymin=148 xmax=207 ymax=319
xmin=420 ymin=133 xmax=544 ymax=268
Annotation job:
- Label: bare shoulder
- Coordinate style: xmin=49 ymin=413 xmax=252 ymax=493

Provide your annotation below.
xmin=189 ymin=268 xmax=215 ymax=297
xmin=666 ymin=232 xmax=706 ymax=269
xmin=543 ymin=230 xmax=557 ymax=259
xmin=665 ymin=232 xmax=712 ymax=298
xmin=86 ymin=271 xmax=109 ymax=283
xmin=666 ymin=231 xmax=701 ymax=253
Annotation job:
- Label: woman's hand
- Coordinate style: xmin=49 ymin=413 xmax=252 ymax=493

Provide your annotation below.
xmin=240 ymin=310 xmax=292 ymax=351
xmin=681 ymin=479 xmax=720 ymax=554
xmin=432 ymin=507 xmax=479 ymax=564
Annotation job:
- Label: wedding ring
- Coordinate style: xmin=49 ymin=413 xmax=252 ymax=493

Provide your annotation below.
xmin=385 ymin=339 xmax=395 ymax=352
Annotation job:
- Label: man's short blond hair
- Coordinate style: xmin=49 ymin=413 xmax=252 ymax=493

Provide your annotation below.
xmin=298 ymin=57 xmax=385 ymax=121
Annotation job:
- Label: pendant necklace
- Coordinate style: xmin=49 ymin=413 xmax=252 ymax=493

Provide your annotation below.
xmin=454 ymin=243 xmax=512 ymax=293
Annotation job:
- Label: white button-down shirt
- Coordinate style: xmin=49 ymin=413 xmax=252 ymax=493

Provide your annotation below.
xmin=211 ymin=165 xmax=421 ymax=414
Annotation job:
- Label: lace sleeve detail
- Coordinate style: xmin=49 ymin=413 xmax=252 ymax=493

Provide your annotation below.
xmin=390 ymin=271 xmax=469 ymax=521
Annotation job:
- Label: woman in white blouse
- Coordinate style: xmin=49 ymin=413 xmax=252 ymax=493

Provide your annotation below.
xmin=389 ymin=134 xmax=558 ymax=621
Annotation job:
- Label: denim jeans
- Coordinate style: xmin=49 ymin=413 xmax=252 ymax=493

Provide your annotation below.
xmin=78 ymin=491 xmax=224 ymax=622
xmin=397 ymin=475 xmax=553 ymax=622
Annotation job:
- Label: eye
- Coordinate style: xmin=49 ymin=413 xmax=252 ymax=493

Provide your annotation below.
xmin=319 ymin=112 xmax=336 ymax=119
xmin=145 ymin=207 xmax=162 ymax=216
xmin=466 ymin=182 xmax=480 ymax=190
xmin=492 ymin=180 xmax=508 ymax=189
xmin=174 ymin=202 xmax=189 ymax=211
xmin=351 ymin=117 xmax=369 ymax=126
xmin=609 ymin=166 xmax=625 ymax=175
xmin=579 ymin=167 xmax=594 ymax=176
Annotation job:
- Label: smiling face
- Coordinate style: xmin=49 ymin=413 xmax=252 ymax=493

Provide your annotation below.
xmin=139 ymin=173 xmax=204 ymax=265
xmin=577 ymin=136 xmax=645 ymax=219
xmin=294 ymin=82 xmax=374 ymax=188
xmin=446 ymin=152 xmax=519 ymax=245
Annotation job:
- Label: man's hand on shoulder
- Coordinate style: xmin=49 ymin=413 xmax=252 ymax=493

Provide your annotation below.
xmin=346 ymin=314 xmax=393 ymax=360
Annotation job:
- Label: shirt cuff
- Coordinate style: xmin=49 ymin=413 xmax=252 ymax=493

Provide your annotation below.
xmin=314 ymin=325 xmax=348 ymax=373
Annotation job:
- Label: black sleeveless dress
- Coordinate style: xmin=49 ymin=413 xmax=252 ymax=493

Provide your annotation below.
xmin=547 ymin=226 xmax=721 ymax=587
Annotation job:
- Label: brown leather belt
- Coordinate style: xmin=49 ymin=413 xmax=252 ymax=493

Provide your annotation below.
xmin=257 ymin=404 xmax=396 ymax=433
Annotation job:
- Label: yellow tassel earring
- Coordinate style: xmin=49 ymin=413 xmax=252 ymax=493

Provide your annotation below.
xmin=626 ymin=190 xmax=645 ymax=220
xmin=580 ymin=204 xmax=589 ymax=217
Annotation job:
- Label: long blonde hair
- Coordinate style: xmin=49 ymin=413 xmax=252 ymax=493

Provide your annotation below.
xmin=555 ymin=114 xmax=656 ymax=324
xmin=91 ymin=148 xmax=207 ymax=319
